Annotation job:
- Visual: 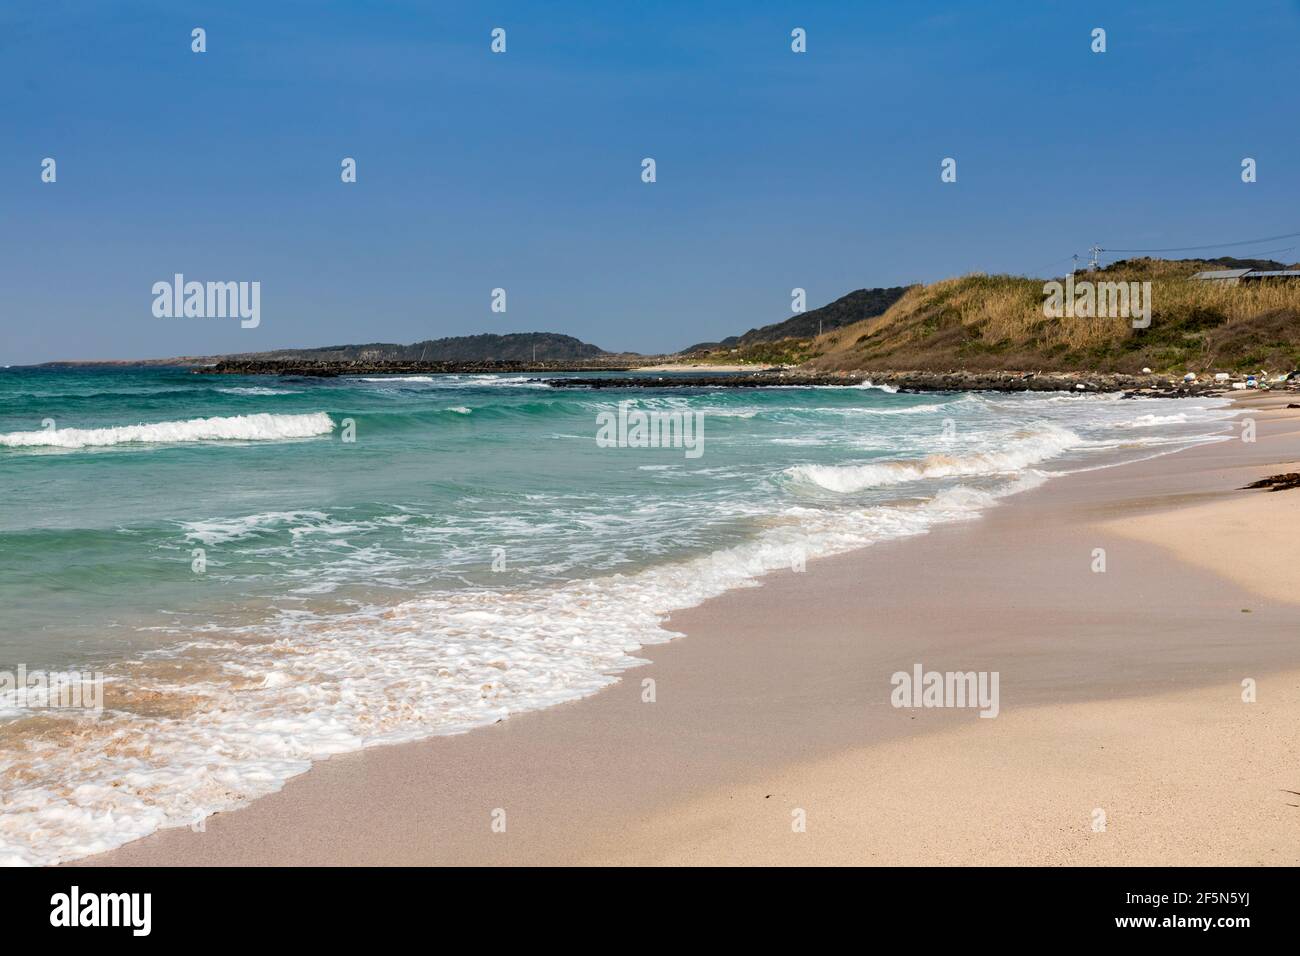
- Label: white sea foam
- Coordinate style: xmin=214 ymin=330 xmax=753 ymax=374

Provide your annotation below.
xmin=356 ymin=375 xmax=547 ymax=389
xmin=811 ymin=401 xmax=952 ymax=416
xmin=0 ymin=467 xmax=1039 ymax=867
xmin=785 ymin=425 xmax=1084 ymax=493
xmin=0 ymin=389 xmax=1237 ymax=866
xmin=215 ymin=387 xmax=302 ymax=396
xmin=1117 ymin=412 xmax=1192 ymax=428
xmin=770 ymin=380 xmax=899 ymax=392
xmin=458 ymin=375 xmax=551 ymax=388
xmin=0 ymin=413 xmax=335 ymax=449
xmin=802 ymin=380 xmax=899 ymax=392
xmin=181 ymin=511 xmax=333 ymax=546
xmin=358 ymin=376 xmax=436 ymax=382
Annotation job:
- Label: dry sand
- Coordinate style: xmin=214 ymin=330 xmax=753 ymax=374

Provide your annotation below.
xmin=81 ymin=393 xmax=1300 ymax=866
xmin=588 ymin=675 xmax=1300 ymax=866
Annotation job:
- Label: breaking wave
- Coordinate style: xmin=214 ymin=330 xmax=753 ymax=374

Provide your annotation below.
xmin=0 ymin=413 xmax=335 ymax=449
xmin=784 ymin=425 xmax=1084 ymax=493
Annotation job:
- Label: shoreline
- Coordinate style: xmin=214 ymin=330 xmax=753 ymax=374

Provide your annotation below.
xmin=18 ymin=359 xmax=1276 ymax=398
xmin=77 ymin=393 xmax=1300 ymax=866
xmin=551 ymin=368 xmax=1271 ymax=396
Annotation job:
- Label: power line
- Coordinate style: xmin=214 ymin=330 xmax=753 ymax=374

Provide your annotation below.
xmin=1101 ymin=230 xmax=1300 ymax=254
xmin=1026 ymin=253 xmax=1079 ymax=275
xmin=1229 ymin=244 xmax=1296 ymax=260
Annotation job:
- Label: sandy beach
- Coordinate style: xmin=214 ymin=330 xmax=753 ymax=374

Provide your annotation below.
xmin=80 ymin=393 xmax=1300 ymax=866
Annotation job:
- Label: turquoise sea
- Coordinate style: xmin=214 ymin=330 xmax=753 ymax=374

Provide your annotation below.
xmin=0 ymin=366 xmax=1235 ymax=864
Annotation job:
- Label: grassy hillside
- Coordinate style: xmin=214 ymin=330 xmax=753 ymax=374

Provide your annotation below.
xmin=805 ymin=258 xmax=1300 ymax=375
xmin=682 ymin=287 xmax=909 ymax=355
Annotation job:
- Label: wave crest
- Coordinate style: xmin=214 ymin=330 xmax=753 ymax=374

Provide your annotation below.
xmin=0 ymin=412 xmax=335 ymax=449
xmin=784 ymin=425 xmax=1083 ymax=493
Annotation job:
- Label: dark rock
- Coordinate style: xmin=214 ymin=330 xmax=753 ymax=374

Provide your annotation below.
xmin=1242 ymin=473 xmax=1300 ymax=492
xmin=547 ymin=369 xmax=1201 ymax=395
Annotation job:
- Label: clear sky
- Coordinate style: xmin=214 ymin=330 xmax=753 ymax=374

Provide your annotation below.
xmin=3 ymin=0 xmax=1298 ymax=364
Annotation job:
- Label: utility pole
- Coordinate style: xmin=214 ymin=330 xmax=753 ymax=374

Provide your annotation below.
xmin=1088 ymin=245 xmax=1102 ymax=272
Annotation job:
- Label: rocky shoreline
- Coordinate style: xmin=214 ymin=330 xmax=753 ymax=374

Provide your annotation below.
xmin=189 ymin=359 xmax=1297 ymax=397
xmin=545 ymin=368 xmax=1255 ymax=397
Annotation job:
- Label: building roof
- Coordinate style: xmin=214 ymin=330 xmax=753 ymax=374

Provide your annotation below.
xmin=1191 ymin=268 xmax=1300 ymax=280
xmin=1190 ymin=269 xmax=1253 ymax=280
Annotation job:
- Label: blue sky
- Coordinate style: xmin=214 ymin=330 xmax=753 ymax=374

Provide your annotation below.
xmin=3 ymin=0 xmax=1299 ymax=363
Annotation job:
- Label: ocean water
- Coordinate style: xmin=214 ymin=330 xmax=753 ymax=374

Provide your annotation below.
xmin=0 ymin=366 xmax=1236 ymax=865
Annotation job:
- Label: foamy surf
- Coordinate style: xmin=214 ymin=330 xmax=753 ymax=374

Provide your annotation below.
xmin=785 ymin=425 xmax=1084 ymax=493
xmin=0 ymin=469 xmax=1038 ymax=867
xmin=0 ymin=412 xmax=335 ymax=449
xmin=359 ymin=376 xmax=436 ymax=382
xmin=181 ymin=510 xmax=334 ymax=546
xmin=215 ymin=386 xmax=302 ymax=396
xmin=0 ymin=367 xmax=1240 ymax=867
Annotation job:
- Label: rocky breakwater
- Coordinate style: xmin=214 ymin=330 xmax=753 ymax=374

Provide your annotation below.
xmin=545 ymin=368 xmax=1230 ymax=396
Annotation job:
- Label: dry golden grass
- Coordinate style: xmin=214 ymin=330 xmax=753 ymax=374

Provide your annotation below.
xmin=807 ymin=260 xmax=1300 ymax=373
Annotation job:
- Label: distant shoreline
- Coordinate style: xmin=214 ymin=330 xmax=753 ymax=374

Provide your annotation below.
xmin=550 ymin=368 xmax=1264 ymax=397
xmin=187 ymin=359 xmax=641 ymax=377
xmin=14 ymin=359 xmax=1290 ymax=398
